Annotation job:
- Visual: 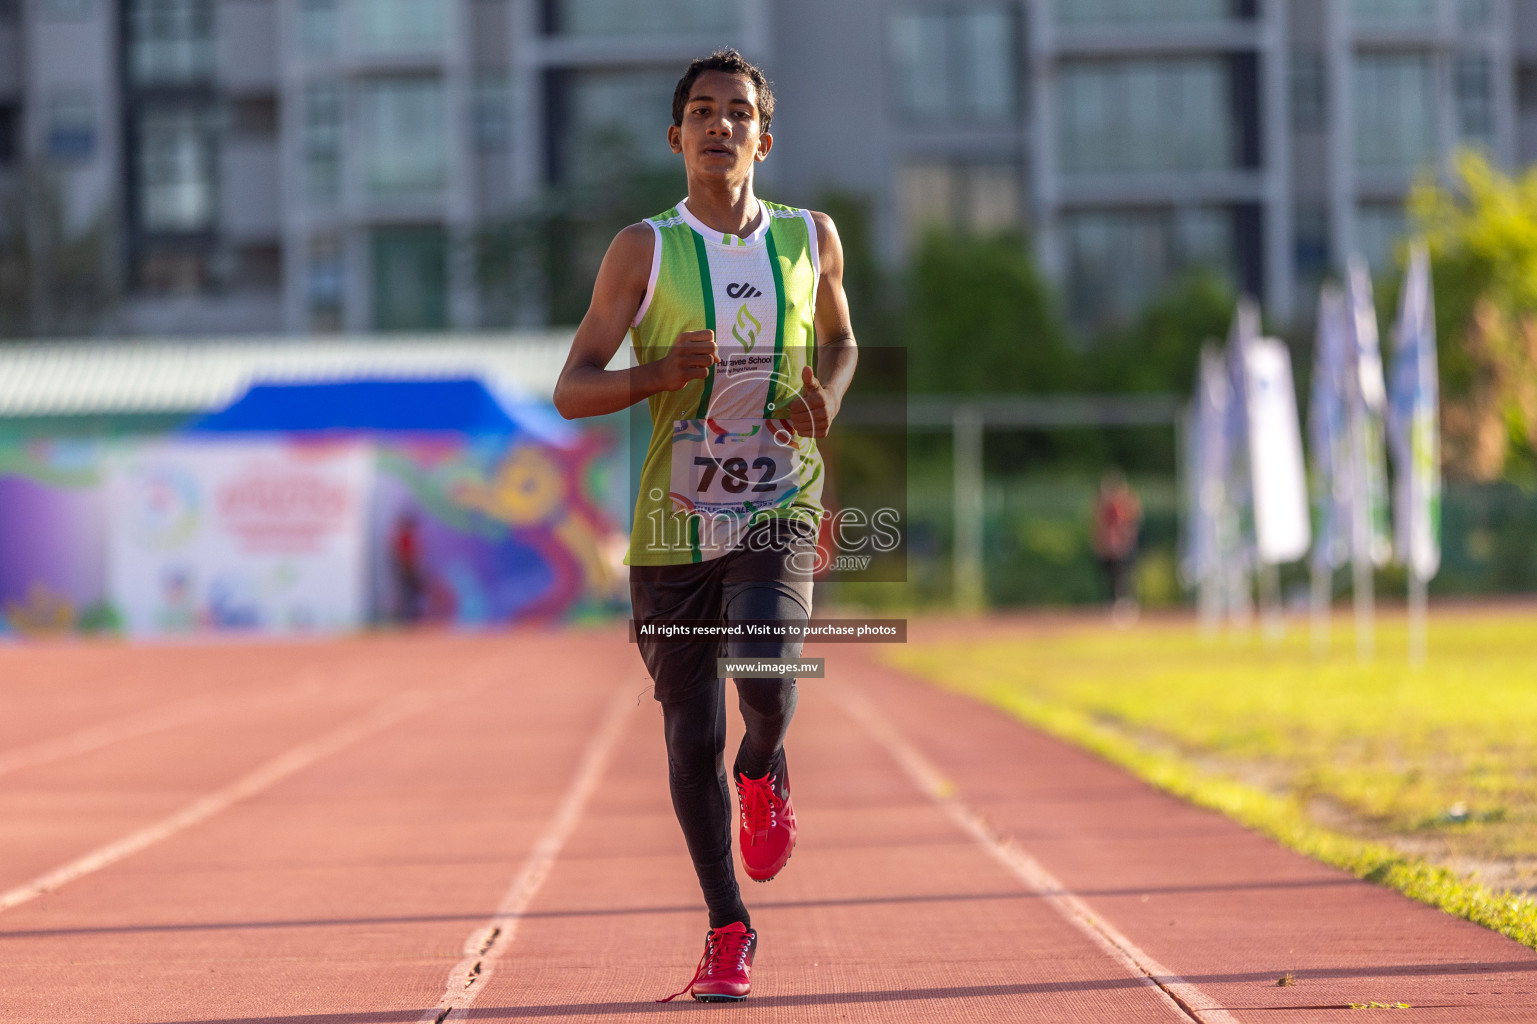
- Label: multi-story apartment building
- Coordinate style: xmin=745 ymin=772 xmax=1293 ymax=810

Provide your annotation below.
xmin=0 ymin=0 xmax=1534 ymax=336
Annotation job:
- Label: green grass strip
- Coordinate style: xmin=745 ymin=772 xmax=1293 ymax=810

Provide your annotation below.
xmin=905 ymin=671 xmax=1537 ymax=951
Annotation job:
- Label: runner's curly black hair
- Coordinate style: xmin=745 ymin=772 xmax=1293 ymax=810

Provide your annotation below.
xmin=672 ymin=49 xmax=775 ymax=132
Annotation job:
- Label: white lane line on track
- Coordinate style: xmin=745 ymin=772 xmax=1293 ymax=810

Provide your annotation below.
xmin=835 ymin=683 xmax=1240 ymax=1024
xmin=0 ymin=680 xmax=474 ymax=915
xmin=419 ymin=681 xmax=637 ymax=1024
xmin=0 ymin=673 xmax=351 ymax=781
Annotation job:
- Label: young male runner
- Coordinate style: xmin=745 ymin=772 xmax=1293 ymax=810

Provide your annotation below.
xmin=553 ymin=49 xmax=857 ymax=1002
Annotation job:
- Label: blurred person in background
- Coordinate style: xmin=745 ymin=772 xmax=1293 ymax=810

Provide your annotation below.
xmin=390 ymin=513 xmax=425 ymax=624
xmin=1093 ymin=469 xmax=1141 ymax=623
xmin=552 ymin=49 xmax=857 ymax=1003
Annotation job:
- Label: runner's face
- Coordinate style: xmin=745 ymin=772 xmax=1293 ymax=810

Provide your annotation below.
xmin=669 ymin=71 xmax=771 ymax=181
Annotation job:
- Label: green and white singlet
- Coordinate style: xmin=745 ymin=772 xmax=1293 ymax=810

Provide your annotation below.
xmin=626 ymin=198 xmax=825 ymax=565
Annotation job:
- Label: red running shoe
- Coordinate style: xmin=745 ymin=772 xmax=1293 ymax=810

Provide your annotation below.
xmin=737 ymin=770 xmax=796 ymax=881
xmin=656 ymin=921 xmax=757 ymax=1003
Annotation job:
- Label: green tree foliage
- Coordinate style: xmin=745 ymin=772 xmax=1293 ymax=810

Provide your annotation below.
xmin=476 ymin=140 xmax=679 ymax=328
xmin=903 ymin=229 xmax=1073 ymax=394
xmin=1084 ymin=269 xmax=1235 ymax=393
xmin=0 ymin=164 xmax=119 ymax=339
xmin=1409 ymin=152 xmax=1537 ymax=480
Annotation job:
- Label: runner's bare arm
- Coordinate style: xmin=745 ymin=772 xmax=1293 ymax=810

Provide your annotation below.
xmin=788 ymin=211 xmax=858 ymax=438
xmin=553 ymin=224 xmax=720 ymax=419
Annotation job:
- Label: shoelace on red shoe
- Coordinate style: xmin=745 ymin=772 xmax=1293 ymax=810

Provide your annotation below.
xmin=738 ymin=772 xmax=778 ymax=845
xmin=656 ymin=925 xmax=754 ymax=1003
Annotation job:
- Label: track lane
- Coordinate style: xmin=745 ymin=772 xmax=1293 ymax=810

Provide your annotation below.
xmin=847 ymin=641 xmax=1537 ymax=1022
xmin=458 ymin=633 xmax=1190 ymax=1022
xmin=0 ymin=629 xmax=635 ymax=1024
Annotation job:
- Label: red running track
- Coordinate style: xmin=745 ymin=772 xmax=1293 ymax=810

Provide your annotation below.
xmin=0 ymin=626 xmax=1533 ymax=1023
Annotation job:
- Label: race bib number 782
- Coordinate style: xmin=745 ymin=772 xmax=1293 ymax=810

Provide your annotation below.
xmin=669 ymin=418 xmax=806 ymax=520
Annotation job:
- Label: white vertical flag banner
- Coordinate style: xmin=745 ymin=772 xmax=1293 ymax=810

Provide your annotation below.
xmin=1344 ymin=257 xmax=1394 ymax=567
xmin=1309 ymin=285 xmax=1352 ymax=572
xmin=1387 ymin=242 xmax=1441 ymax=581
xmin=1181 ymin=343 xmax=1228 ymax=592
xmin=1225 ymin=298 xmax=1261 ymax=564
xmin=1245 ymin=337 xmax=1311 ymax=564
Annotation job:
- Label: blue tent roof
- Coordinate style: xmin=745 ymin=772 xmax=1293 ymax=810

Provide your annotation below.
xmin=185 ymin=377 xmax=575 ymax=445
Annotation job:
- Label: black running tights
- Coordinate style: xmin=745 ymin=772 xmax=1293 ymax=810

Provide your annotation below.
xmin=660 ymin=584 xmax=805 ymax=930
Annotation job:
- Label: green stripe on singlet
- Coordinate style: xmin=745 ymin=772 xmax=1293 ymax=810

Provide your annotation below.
xmin=690 ymin=230 xmax=717 ymax=420
xmin=688 ymin=509 xmax=701 ymax=563
xmin=762 ymin=228 xmax=788 ymax=419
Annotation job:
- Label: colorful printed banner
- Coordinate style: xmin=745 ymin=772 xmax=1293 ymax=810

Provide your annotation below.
xmin=106 ymin=440 xmax=373 ymax=635
xmin=1387 ymin=242 xmax=1442 ymax=581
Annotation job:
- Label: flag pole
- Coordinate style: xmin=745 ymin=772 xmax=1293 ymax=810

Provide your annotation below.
xmin=1351 ymin=475 xmax=1375 ymax=663
xmin=1310 ymin=561 xmax=1329 ymax=654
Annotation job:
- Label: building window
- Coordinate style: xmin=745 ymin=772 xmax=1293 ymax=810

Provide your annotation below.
xmin=472 ymin=74 xmax=511 ymax=153
xmin=1519 ymin=65 xmax=1537 ymax=114
xmin=544 ymin=0 xmax=737 ymax=36
xmin=129 ymin=0 xmax=215 ymax=85
xmin=297 ymin=0 xmax=339 ymax=55
xmin=889 ymin=8 xmax=1017 ymax=123
xmin=371 ymin=226 xmax=447 ymax=331
xmin=360 ymin=0 xmax=445 ymax=53
xmin=308 ymin=232 xmax=344 ymax=330
xmin=552 ymin=69 xmax=677 ymax=183
xmin=1290 ymin=53 xmax=1326 ymax=132
xmin=1293 ymin=204 xmax=1329 ymax=281
xmin=1458 ymin=0 xmax=1493 ymax=30
xmin=361 ymin=77 xmax=447 ymax=197
xmin=136 ymin=247 xmax=207 ymax=292
xmin=136 ymin=107 xmax=218 ymax=233
xmin=1063 ymin=207 xmax=1232 ymax=324
xmin=38 ymin=0 xmax=95 ymax=18
xmin=1349 ymin=0 xmax=1435 ymax=28
xmin=1352 ymin=54 xmax=1436 ymax=173
xmin=1054 ymin=0 xmax=1235 ymax=27
xmin=897 ymin=161 xmax=1022 ymax=241
xmin=45 ymin=94 xmax=97 ymax=162
xmin=1456 ymin=54 xmax=1494 ymax=147
xmin=1057 ymin=58 xmax=1231 ymax=175
xmin=303 ymin=82 xmax=343 ymax=205
xmin=1357 ymin=202 xmax=1405 ymax=271
xmin=0 ymin=104 xmax=19 ymax=167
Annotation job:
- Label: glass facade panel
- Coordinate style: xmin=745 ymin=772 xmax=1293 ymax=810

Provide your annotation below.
xmin=298 ymin=0 xmax=339 ymax=55
xmin=890 ymin=8 xmax=1017 ymax=123
xmin=360 ymin=0 xmax=445 ymax=52
xmin=129 ymin=0 xmax=215 ymax=84
xmin=1352 ymin=54 xmax=1436 ymax=172
xmin=1063 ymin=207 xmax=1232 ymax=323
xmin=472 ymin=74 xmax=512 ymax=152
xmin=308 ymin=232 xmax=344 ymax=331
xmin=1357 ymin=202 xmax=1406 ymax=271
xmin=558 ymin=70 xmax=677 ymax=181
xmin=547 ymin=0 xmax=737 ymax=36
xmin=137 ymin=107 xmax=218 ymax=232
xmin=897 ymin=161 xmax=1023 ymax=240
xmin=1058 ymin=58 xmax=1231 ymax=174
xmin=1459 ymin=0 xmax=1494 ymax=29
xmin=303 ymin=82 xmax=343 ymax=205
xmin=1456 ymin=54 xmax=1493 ymax=147
xmin=1054 ymin=0 xmax=1232 ymax=27
xmin=46 ymin=94 xmax=96 ymax=162
xmin=371 ymin=226 xmax=447 ymax=330
xmin=1350 ymin=0 xmax=1435 ymax=28
xmin=1290 ymin=53 xmax=1326 ymax=132
xmin=361 ymin=77 xmax=447 ymax=197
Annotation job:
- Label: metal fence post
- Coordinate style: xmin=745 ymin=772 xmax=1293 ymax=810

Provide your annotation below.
xmin=952 ymin=403 xmax=984 ymax=613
